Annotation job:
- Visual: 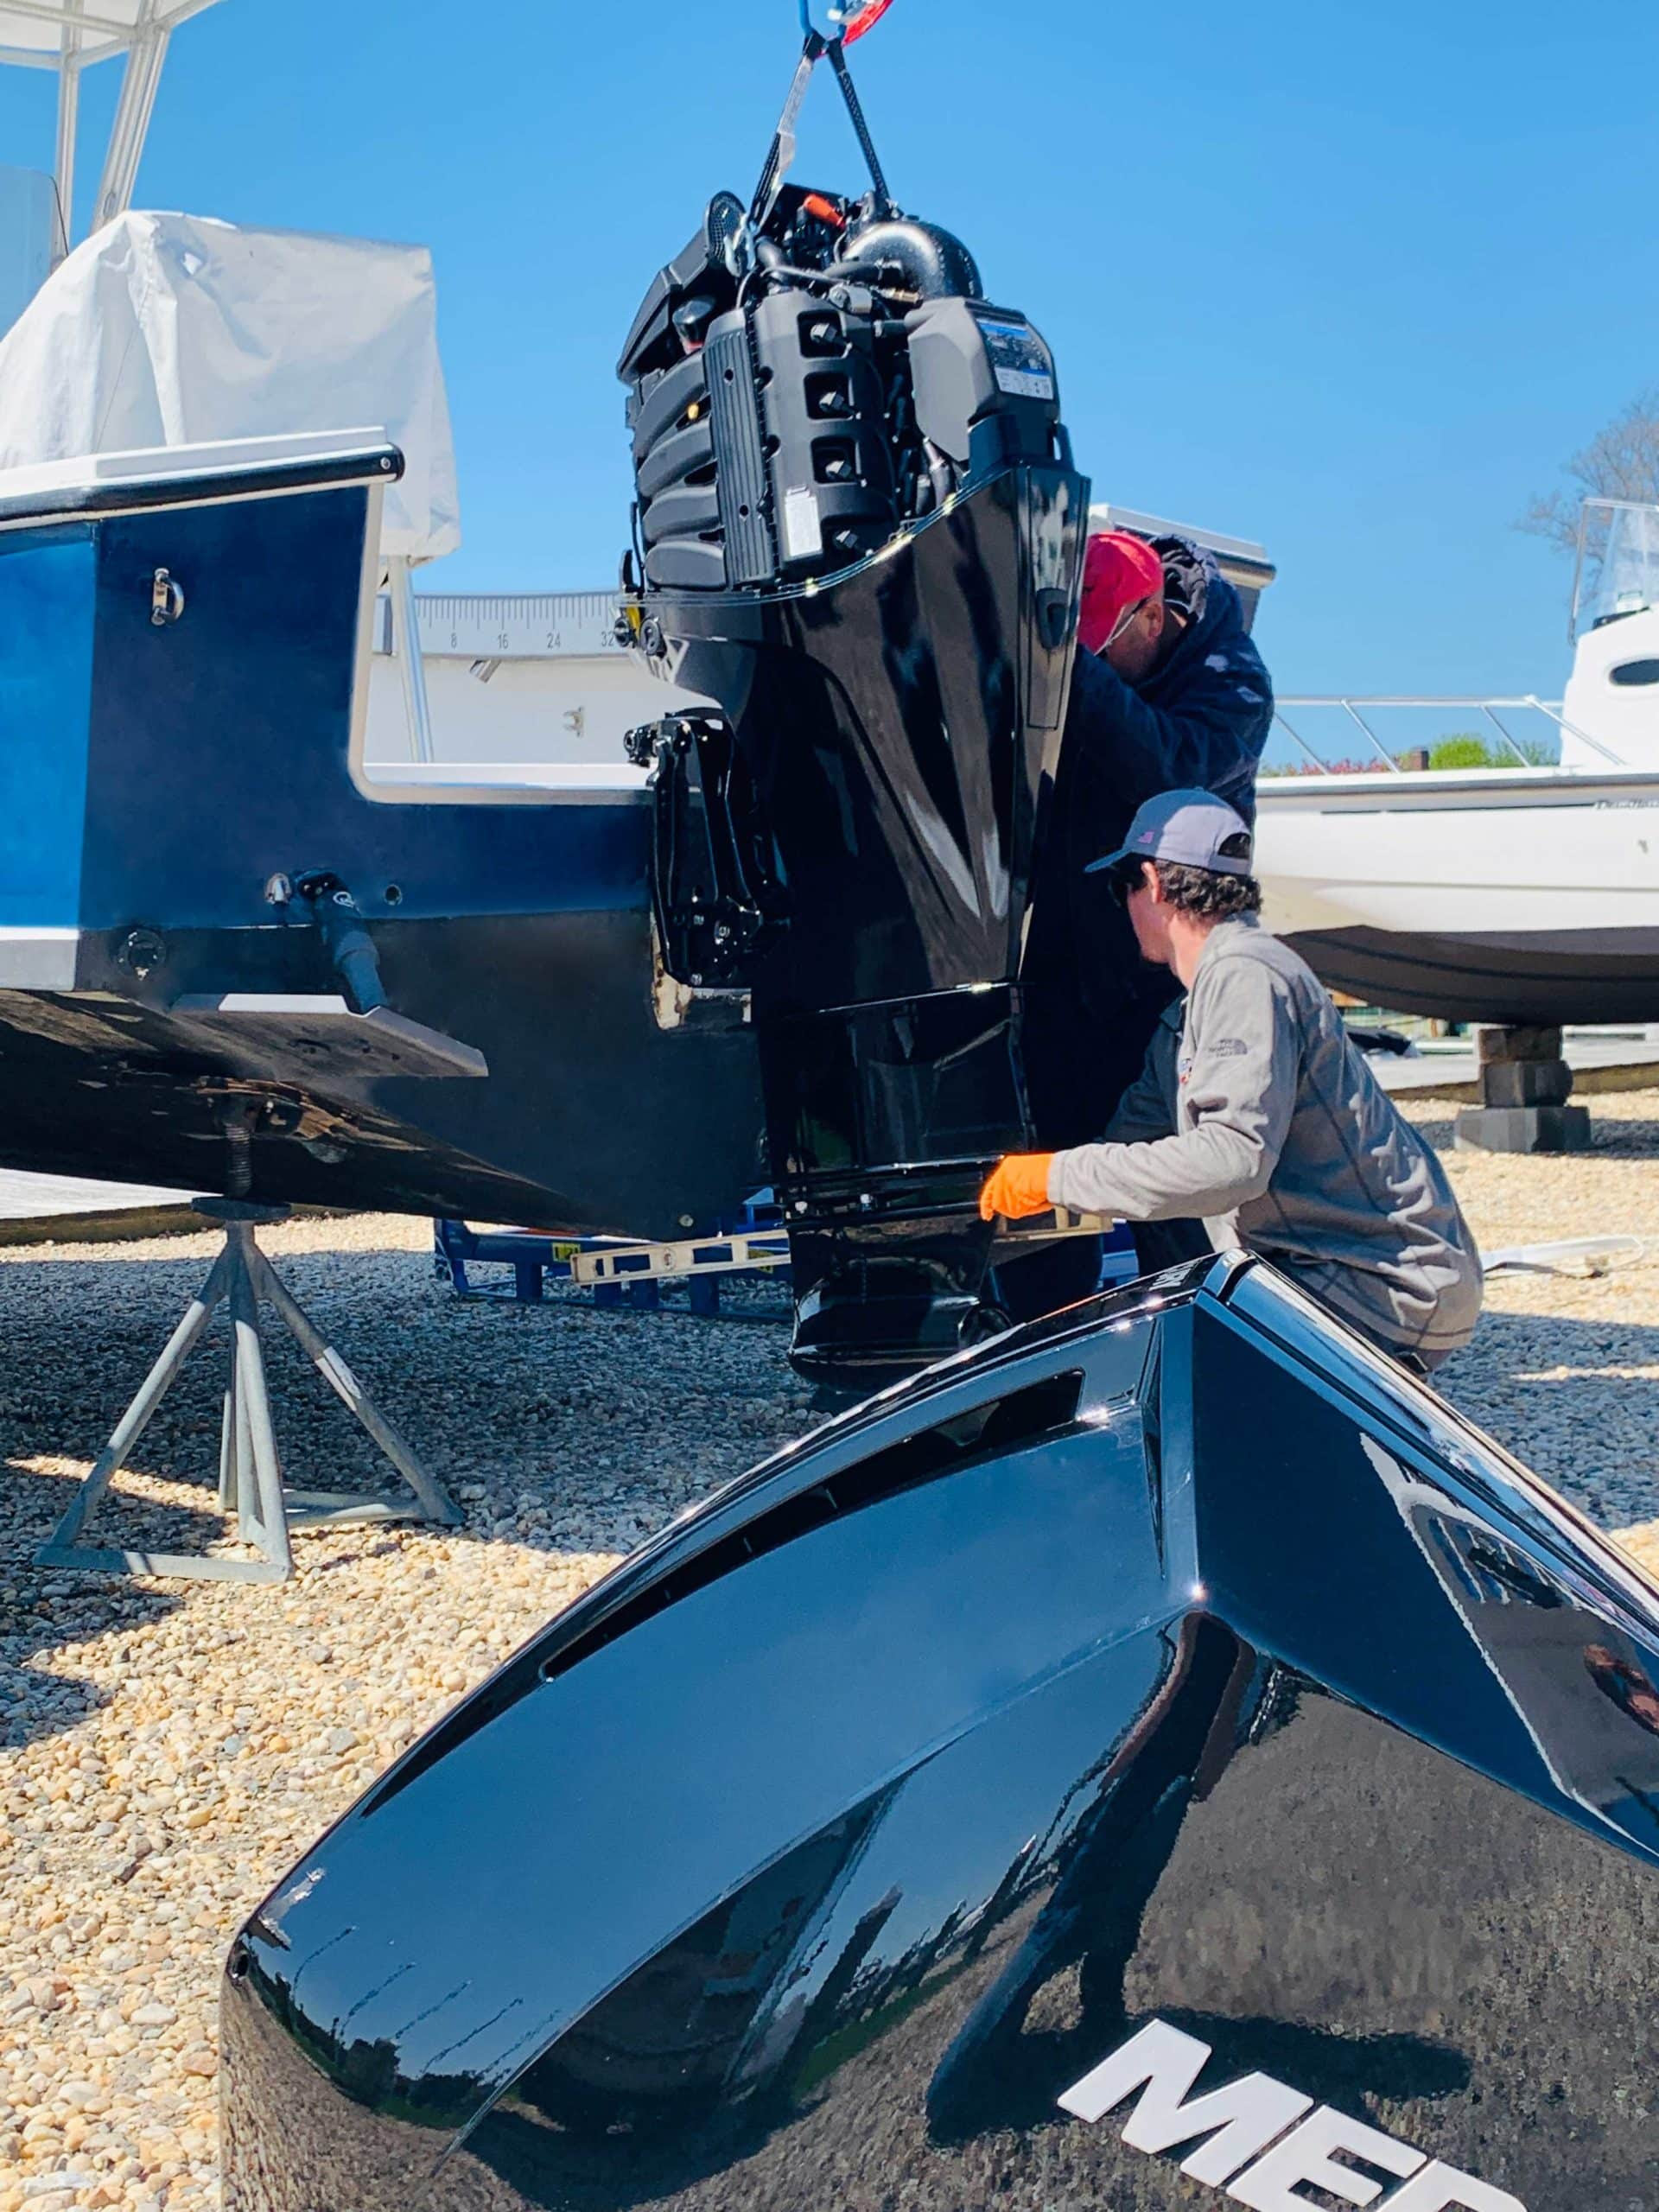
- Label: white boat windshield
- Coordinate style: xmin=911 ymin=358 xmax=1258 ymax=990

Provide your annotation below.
xmin=1573 ymin=498 xmax=1659 ymax=637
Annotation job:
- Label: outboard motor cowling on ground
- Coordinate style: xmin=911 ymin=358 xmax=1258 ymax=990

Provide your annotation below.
xmin=220 ymin=1255 xmax=1659 ymax=2210
xmin=616 ymin=35 xmax=1088 ymax=1383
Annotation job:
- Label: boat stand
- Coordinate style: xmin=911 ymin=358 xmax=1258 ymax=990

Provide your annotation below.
xmin=36 ymin=1198 xmax=461 ymax=1584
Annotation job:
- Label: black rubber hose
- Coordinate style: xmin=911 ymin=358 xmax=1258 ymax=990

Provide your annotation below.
xmin=299 ymin=879 xmax=388 ymax=1014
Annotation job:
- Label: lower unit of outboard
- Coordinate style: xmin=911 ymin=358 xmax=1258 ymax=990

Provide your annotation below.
xmin=619 ymin=141 xmax=1088 ymax=1382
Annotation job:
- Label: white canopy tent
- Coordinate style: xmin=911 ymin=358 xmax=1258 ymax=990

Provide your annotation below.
xmin=0 ymin=0 xmax=467 ymax=760
xmin=0 ymin=0 xmax=227 ymax=256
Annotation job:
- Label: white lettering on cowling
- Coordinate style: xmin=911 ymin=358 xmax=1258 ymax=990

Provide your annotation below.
xmin=1058 ymin=2021 xmax=1529 ymax=2212
xmin=1226 ymin=2101 xmax=1423 ymax=2209
xmin=1058 ymin=2018 xmax=1313 ymax=2185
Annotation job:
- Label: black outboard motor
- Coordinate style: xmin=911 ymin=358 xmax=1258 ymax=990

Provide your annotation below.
xmin=615 ymin=41 xmax=1088 ymax=1384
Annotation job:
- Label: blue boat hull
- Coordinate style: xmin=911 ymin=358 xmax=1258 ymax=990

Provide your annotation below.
xmin=0 ymin=447 xmax=763 ymax=1234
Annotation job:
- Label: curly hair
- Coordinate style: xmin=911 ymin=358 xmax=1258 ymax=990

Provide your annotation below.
xmin=1149 ymin=860 xmax=1263 ymax=918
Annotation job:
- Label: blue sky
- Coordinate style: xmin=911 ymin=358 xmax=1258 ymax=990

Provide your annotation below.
xmin=3 ymin=0 xmax=1656 ymax=725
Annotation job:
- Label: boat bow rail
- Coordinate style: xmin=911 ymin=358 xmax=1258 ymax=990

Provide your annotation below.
xmin=1268 ymin=694 xmax=1621 ymax=777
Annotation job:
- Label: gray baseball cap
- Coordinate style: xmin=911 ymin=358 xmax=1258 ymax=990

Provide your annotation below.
xmin=1085 ymin=787 xmax=1254 ymax=879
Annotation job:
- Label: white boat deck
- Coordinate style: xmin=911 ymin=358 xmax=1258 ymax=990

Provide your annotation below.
xmin=0 ymin=1172 xmax=200 ymax=1243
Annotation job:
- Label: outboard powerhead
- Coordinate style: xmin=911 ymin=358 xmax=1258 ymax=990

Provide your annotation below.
xmin=615 ymin=32 xmax=1089 ymax=1384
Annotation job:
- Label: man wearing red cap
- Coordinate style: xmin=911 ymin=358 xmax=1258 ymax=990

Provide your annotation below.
xmin=1011 ymin=525 xmax=1274 ymax=1313
xmin=1077 ymin=529 xmax=1171 ymax=680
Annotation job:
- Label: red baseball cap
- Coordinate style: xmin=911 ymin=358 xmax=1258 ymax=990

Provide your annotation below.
xmin=1077 ymin=531 xmax=1166 ymax=655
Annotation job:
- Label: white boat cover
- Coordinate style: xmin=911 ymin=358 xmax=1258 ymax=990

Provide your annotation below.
xmin=0 ymin=0 xmax=221 ymax=61
xmin=0 ymin=209 xmax=459 ymax=561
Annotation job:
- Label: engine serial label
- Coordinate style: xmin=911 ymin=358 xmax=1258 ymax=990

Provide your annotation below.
xmin=976 ymin=315 xmax=1056 ymax=400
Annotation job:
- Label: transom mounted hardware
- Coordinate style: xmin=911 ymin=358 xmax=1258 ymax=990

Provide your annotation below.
xmin=150 ymin=567 xmax=185 ymax=626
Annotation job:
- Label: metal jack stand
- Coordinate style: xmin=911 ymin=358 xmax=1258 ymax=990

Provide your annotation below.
xmin=37 ymin=1183 xmax=461 ymax=1584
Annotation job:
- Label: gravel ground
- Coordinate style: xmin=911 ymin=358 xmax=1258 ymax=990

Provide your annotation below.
xmin=1399 ymin=1087 xmax=1659 ymax=1569
xmin=1 ymin=1096 xmax=1657 ymax=2211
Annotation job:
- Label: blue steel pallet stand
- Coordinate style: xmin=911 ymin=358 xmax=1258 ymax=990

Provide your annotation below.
xmin=435 ymin=1202 xmax=1141 ymax=1318
xmin=433 ymin=1198 xmax=791 ymax=1318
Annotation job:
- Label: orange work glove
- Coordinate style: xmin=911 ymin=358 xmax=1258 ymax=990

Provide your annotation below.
xmin=978 ymin=1152 xmax=1058 ymax=1222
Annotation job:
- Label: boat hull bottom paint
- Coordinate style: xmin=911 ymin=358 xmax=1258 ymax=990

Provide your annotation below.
xmin=1282 ymin=922 xmax=1659 ymax=1026
xmin=220 ymin=1255 xmax=1659 ymax=2211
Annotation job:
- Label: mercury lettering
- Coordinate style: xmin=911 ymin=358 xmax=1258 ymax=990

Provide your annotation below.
xmin=1058 ymin=2020 xmax=1527 ymax=2212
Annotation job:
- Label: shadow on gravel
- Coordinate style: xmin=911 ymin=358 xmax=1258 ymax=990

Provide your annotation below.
xmin=1440 ymin=1308 xmax=1659 ymax=1529
xmin=0 ymin=1249 xmax=423 ymax=1539
xmin=0 ymin=1245 xmax=480 ymax=1753
xmin=0 ymin=1255 xmax=235 ymax=1747
xmin=0 ymin=1243 xmax=414 ymax=1457
xmin=0 ymin=1541 xmax=183 ymax=1752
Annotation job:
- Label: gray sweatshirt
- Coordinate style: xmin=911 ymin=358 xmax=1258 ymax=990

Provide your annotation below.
xmin=1046 ymin=916 xmax=1483 ymax=1368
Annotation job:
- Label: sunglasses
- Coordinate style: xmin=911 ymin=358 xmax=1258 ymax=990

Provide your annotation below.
xmin=1107 ymin=861 xmax=1148 ymax=908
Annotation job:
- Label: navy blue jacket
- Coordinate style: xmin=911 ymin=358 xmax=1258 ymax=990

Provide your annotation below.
xmin=1021 ymin=536 xmax=1274 ymax=1148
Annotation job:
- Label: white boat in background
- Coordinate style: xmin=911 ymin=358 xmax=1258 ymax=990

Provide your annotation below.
xmin=1255 ymin=497 xmax=1659 ymax=1024
xmin=352 ymin=500 xmax=1278 ymax=774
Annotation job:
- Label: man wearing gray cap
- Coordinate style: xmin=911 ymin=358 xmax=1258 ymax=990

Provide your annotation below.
xmin=983 ymin=789 xmax=1483 ymax=1371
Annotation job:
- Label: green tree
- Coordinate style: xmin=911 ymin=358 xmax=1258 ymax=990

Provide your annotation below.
xmin=1428 ymin=734 xmax=1493 ymax=769
xmin=1424 ymin=732 xmax=1554 ymax=771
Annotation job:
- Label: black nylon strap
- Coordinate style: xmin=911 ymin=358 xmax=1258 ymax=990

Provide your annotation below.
xmin=826 ymin=36 xmax=893 ymax=212
xmin=749 ymin=30 xmax=825 ymax=225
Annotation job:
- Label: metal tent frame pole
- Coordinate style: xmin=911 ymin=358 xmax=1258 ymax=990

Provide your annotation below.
xmin=36 ymin=1198 xmax=461 ymax=1584
xmin=1 ymin=0 xmax=227 ymax=260
xmin=386 ymin=555 xmax=437 ymax=763
xmin=93 ymin=0 xmax=168 ymax=228
xmin=50 ymin=0 xmax=80 ymax=259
